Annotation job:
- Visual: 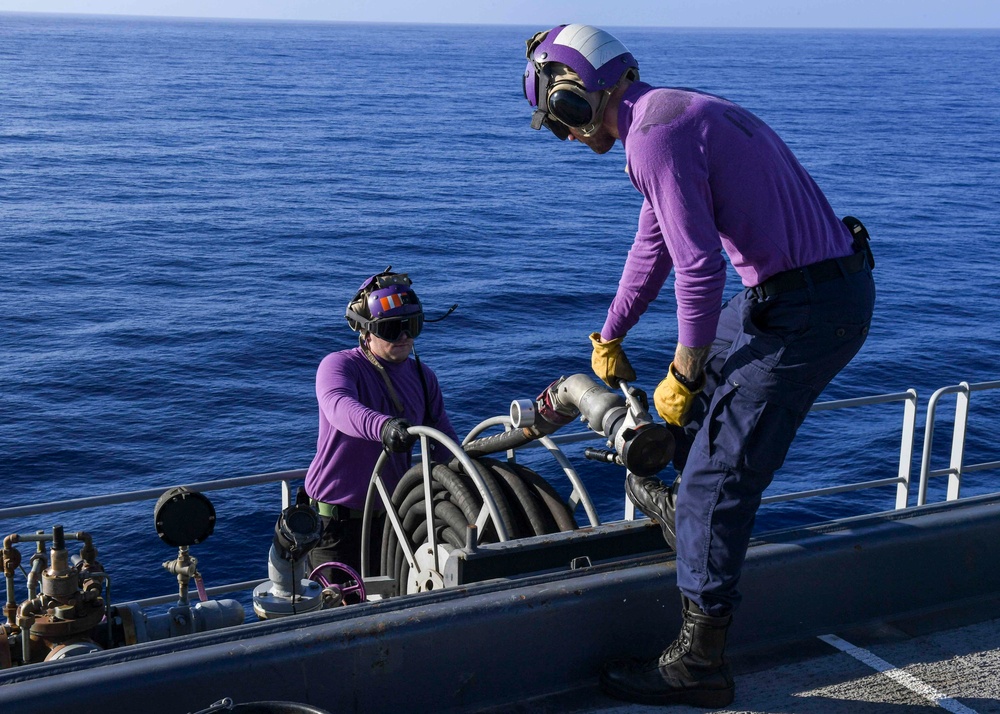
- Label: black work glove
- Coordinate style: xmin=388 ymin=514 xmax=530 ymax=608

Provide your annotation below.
xmin=380 ymin=417 xmax=416 ymax=453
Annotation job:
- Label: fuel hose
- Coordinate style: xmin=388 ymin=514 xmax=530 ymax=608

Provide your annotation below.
xmin=379 ymin=457 xmax=577 ymax=592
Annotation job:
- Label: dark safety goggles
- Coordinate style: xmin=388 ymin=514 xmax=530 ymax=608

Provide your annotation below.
xmin=524 ymin=63 xmax=608 ymax=140
xmin=369 ymin=314 xmax=424 ymax=342
xmin=548 ymin=83 xmax=603 ymax=128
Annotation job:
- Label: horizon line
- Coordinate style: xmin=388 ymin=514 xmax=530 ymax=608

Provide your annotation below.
xmin=3 ymin=9 xmax=998 ymax=31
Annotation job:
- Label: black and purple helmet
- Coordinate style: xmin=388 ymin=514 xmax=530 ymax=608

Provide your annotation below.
xmin=523 ymin=24 xmax=638 ymax=139
xmin=346 ymin=268 xmax=424 ymax=342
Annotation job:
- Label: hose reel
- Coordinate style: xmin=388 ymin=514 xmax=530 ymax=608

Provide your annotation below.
xmin=378 ymin=456 xmax=579 ymax=594
xmin=359 ymin=374 xmax=674 ymax=597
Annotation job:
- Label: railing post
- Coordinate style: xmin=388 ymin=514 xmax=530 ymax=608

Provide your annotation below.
xmin=947 ymin=383 xmax=971 ymax=501
xmin=917 ymin=380 xmax=1000 ymax=505
xmin=917 ymin=387 xmax=945 ymax=506
xmin=895 ymin=390 xmax=918 ymax=509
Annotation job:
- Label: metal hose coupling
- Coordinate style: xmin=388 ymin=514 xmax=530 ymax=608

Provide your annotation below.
xmin=462 ymin=375 xmax=582 ymax=459
xmin=512 ymin=375 xmax=674 ymax=477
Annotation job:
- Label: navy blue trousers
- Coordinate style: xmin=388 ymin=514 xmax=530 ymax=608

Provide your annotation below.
xmin=672 ymin=261 xmax=875 ymax=616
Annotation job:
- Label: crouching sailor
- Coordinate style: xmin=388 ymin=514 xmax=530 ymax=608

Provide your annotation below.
xmin=522 ymin=24 xmax=875 ymax=708
xmin=304 ymin=268 xmax=458 ymax=581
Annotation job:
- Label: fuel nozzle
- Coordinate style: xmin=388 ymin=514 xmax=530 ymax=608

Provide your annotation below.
xmin=594 ymin=381 xmax=674 ymax=477
xmin=499 ymin=373 xmax=673 ymax=475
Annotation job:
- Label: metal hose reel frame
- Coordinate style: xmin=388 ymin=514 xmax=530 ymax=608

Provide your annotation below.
xmin=359 ymin=426 xmax=508 ymax=584
xmin=463 ymin=416 xmax=601 ymax=528
xmin=358 ymin=421 xmax=601 ymax=589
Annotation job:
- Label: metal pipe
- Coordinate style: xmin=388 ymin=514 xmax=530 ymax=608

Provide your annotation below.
xmin=18 ymin=614 xmax=32 ymax=665
xmin=26 ymin=553 xmax=45 ymax=600
xmin=549 ymin=373 xmax=624 ymax=435
xmin=465 ymin=374 xmax=673 ymax=477
xmin=2 ymin=537 xmax=19 ymax=628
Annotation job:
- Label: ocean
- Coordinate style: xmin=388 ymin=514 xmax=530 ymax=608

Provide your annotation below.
xmin=2 ymin=14 xmax=999 ymax=602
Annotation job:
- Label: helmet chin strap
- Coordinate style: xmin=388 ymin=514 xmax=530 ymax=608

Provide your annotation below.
xmin=360 ymin=333 xmax=405 ymax=416
xmin=358 ymin=334 xmax=433 ymax=426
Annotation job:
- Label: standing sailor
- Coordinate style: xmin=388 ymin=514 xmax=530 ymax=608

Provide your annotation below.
xmin=522 ymin=24 xmax=875 ymax=707
xmin=305 ymin=268 xmax=458 ymax=579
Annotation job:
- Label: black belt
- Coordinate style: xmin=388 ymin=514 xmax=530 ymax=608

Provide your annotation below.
xmin=753 ymin=249 xmax=868 ymax=299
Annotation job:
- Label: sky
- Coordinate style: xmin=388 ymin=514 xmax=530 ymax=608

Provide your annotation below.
xmin=1 ymin=0 xmax=999 ymax=29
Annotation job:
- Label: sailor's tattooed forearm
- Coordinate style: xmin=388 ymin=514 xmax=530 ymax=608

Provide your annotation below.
xmin=673 ymin=344 xmax=711 ymax=382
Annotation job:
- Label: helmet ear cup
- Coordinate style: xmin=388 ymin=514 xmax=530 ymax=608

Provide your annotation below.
xmin=346 ymin=295 xmax=370 ymax=333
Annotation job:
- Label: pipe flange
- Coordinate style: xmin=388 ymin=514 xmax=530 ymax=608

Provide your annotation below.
xmin=619 ymin=423 xmax=675 ymax=477
xmin=30 ymin=601 xmax=105 ymax=639
xmin=44 ymin=639 xmax=103 ymax=661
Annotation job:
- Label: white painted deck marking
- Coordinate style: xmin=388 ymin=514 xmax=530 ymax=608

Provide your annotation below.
xmin=818 ymin=634 xmax=980 ymax=714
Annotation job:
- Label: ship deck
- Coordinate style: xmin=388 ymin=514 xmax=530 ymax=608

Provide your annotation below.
xmin=495 ymin=598 xmax=1000 ymax=714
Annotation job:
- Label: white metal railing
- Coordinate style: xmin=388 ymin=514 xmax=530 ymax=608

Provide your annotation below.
xmin=0 ymin=389 xmax=920 ymax=532
xmin=762 ymin=389 xmax=919 ymax=510
xmin=917 ymin=380 xmax=1000 ymax=505
xmin=2 ymin=381 xmax=996 ymax=607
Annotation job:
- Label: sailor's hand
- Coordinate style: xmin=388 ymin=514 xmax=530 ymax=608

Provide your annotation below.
xmin=380 ymin=417 xmax=416 ymax=453
xmin=654 ymin=364 xmax=705 ymax=426
xmin=589 ymin=332 xmax=636 ymax=388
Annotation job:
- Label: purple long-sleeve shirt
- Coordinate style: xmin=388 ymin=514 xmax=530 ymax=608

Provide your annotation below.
xmin=600 ymin=82 xmax=855 ymax=348
xmin=304 ymin=346 xmax=458 ymax=510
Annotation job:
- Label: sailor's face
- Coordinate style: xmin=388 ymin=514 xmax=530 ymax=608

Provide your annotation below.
xmin=367 ymin=332 xmax=414 ymax=363
xmin=568 ymin=125 xmax=616 ymax=154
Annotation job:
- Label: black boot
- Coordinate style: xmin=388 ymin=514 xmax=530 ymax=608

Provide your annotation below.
xmin=600 ymin=597 xmax=734 ymax=708
xmin=625 ymin=473 xmax=680 ymax=549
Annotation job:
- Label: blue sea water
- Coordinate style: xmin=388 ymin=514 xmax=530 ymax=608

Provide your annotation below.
xmin=2 ymin=14 xmax=999 ymax=601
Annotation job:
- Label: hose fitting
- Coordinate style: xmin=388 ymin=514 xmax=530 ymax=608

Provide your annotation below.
xmin=466 ymin=374 xmax=673 ymax=476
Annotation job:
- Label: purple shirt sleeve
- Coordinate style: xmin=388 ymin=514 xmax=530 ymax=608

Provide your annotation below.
xmin=304 ymin=347 xmax=459 ymax=510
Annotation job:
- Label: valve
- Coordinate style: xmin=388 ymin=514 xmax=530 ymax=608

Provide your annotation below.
xmin=308 ymin=562 xmax=366 ymax=605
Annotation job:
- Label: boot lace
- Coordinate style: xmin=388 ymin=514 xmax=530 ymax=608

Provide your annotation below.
xmin=658 ymin=621 xmax=693 ymax=666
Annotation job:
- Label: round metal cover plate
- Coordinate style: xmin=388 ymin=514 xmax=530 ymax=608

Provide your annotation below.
xmin=154 ymin=487 xmax=216 ymax=547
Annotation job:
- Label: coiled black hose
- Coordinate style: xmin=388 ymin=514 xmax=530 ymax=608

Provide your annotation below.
xmin=379 ymin=456 xmax=577 ymax=593
xmin=461 ymin=428 xmax=538 ymax=460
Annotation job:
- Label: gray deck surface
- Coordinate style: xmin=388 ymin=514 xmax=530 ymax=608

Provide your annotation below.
xmin=488 ymin=615 xmax=1000 ymax=714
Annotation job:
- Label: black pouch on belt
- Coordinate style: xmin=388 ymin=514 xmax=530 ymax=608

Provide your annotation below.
xmin=842 ymin=215 xmax=875 ymax=269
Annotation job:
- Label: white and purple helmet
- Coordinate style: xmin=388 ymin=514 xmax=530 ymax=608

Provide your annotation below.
xmin=523 ymin=24 xmax=639 ymax=139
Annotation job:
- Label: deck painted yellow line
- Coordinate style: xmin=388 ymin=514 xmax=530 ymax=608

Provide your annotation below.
xmin=818 ymin=634 xmax=979 ymax=714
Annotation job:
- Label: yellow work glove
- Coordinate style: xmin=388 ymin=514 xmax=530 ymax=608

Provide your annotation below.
xmin=654 ymin=365 xmax=705 ymax=426
xmin=589 ymin=332 xmax=636 ymax=388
